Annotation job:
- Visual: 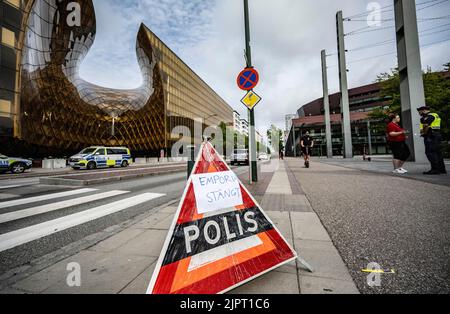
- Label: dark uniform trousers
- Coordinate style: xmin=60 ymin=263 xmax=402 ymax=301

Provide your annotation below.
xmin=424 ymin=133 xmax=446 ymax=172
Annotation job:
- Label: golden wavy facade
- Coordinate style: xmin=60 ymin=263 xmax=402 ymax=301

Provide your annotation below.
xmin=0 ymin=0 xmax=233 ymax=157
xmin=143 ymin=25 xmax=234 ymax=151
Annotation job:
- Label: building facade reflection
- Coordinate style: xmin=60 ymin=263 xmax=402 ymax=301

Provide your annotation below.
xmin=0 ymin=0 xmax=233 ymax=157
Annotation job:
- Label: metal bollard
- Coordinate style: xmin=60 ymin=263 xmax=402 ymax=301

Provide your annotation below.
xmin=187 ymin=145 xmax=195 ymax=179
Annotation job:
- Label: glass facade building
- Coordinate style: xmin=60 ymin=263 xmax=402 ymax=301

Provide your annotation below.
xmin=0 ymin=0 xmax=233 ymax=158
xmin=285 ymin=112 xmax=390 ymax=157
xmin=0 ymin=0 xmax=22 ymax=141
xmin=286 ymin=117 xmax=389 ymax=157
xmin=285 ymin=82 xmax=392 ymax=157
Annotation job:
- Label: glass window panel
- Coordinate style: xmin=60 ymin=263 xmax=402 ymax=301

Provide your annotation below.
xmin=0 ymin=99 xmax=12 ymax=116
xmin=5 ymin=0 xmax=20 ymax=9
xmin=1 ymin=27 xmax=16 ymax=48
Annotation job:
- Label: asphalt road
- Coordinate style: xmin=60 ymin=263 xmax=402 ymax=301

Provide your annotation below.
xmin=0 ymin=166 xmax=250 ymax=275
xmin=287 ymin=159 xmax=450 ymax=294
xmin=0 ymin=162 xmax=187 ymax=181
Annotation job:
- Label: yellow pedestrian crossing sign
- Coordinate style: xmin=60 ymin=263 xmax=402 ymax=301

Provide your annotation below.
xmin=241 ymin=90 xmax=262 ymax=110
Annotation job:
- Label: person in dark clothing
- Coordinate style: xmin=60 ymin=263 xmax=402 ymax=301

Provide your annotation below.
xmin=417 ymin=106 xmax=447 ymax=175
xmin=300 ymin=131 xmax=314 ymax=168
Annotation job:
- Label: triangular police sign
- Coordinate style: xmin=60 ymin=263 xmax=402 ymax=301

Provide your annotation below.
xmin=147 ymin=141 xmax=297 ymax=294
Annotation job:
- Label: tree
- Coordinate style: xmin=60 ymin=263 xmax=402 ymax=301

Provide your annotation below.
xmin=370 ymin=62 xmax=450 ymax=156
xmin=266 ymin=125 xmax=284 ymax=153
xmin=369 ymin=70 xmax=400 ymax=121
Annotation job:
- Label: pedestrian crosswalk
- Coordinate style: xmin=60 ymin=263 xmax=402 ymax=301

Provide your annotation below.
xmin=0 ymin=190 xmax=130 ymax=224
xmin=0 ymin=185 xmax=25 ymax=190
xmin=0 ymin=188 xmax=97 ymax=209
xmin=0 ymin=188 xmax=166 ymax=253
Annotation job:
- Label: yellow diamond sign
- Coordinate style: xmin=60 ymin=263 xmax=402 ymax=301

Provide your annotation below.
xmin=241 ymin=90 xmax=262 ymax=110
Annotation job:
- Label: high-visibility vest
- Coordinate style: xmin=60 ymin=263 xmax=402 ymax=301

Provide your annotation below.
xmin=420 ymin=113 xmax=441 ymax=131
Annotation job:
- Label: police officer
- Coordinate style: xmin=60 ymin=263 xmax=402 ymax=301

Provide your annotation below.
xmin=417 ymin=106 xmax=447 ymax=175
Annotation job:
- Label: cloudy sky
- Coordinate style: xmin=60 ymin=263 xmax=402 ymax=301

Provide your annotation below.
xmin=79 ymin=0 xmax=450 ymax=133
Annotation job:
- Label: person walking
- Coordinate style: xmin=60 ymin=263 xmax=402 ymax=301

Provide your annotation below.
xmin=417 ymin=106 xmax=447 ymax=175
xmin=386 ymin=114 xmax=410 ymax=174
xmin=300 ymin=131 xmax=314 ymax=168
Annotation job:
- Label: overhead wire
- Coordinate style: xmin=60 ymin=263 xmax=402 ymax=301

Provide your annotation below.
xmin=417 ymin=0 xmax=449 ymax=11
xmin=330 ymin=0 xmax=449 ymax=69
xmin=346 ymin=26 xmax=450 ymax=52
xmin=343 ymin=0 xmax=445 ymax=20
xmin=345 ymin=37 xmax=450 ymax=64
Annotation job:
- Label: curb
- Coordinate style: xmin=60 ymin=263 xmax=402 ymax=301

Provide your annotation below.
xmin=39 ymin=168 xmax=186 ymax=186
xmin=0 ymin=163 xmax=186 ymax=181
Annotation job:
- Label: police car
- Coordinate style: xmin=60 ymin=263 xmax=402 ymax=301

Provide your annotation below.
xmin=69 ymin=147 xmax=132 ymax=170
xmin=0 ymin=154 xmax=33 ymax=174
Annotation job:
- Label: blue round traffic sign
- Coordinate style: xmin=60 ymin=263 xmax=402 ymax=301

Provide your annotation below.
xmin=237 ymin=68 xmax=259 ymax=91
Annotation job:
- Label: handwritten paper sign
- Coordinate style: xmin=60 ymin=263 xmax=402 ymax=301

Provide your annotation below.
xmin=192 ymin=171 xmax=243 ymax=214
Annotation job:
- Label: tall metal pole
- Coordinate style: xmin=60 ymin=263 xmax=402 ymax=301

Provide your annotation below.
xmin=394 ymin=0 xmax=427 ymax=163
xmin=244 ymin=0 xmax=258 ymax=182
xmin=292 ymin=126 xmax=297 ymax=157
xmin=367 ymin=120 xmax=373 ymax=156
xmin=321 ymin=50 xmax=333 ymax=158
xmin=165 ymin=76 xmax=170 ymax=159
xmin=336 ymin=11 xmax=353 ymax=159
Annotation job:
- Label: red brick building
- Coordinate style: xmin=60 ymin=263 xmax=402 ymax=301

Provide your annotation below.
xmin=297 ymin=82 xmax=390 ymax=117
xmin=286 ymin=82 xmax=391 ymax=157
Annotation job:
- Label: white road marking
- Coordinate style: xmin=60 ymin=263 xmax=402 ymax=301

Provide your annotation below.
xmin=0 ymin=183 xmax=37 ymax=190
xmin=0 ymin=179 xmax=39 ymax=189
xmin=0 ymin=192 xmax=166 ymax=253
xmin=0 ymin=188 xmax=97 ymax=209
xmin=0 ymin=194 xmax=18 ymax=201
xmin=0 ymin=185 xmax=22 ymax=190
xmin=0 ymin=190 xmax=130 ymax=224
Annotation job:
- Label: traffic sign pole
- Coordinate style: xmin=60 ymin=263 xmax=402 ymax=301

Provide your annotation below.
xmin=243 ymin=0 xmax=258 ymax=183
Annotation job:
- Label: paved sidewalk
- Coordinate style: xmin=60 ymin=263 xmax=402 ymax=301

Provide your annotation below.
xmin=0 ymin=161 xmax=359 ymax=294
xmin=320 ymin=157 xmax=450 ymax=187
xmin=286 ymin=158 xmax=450 ymax=294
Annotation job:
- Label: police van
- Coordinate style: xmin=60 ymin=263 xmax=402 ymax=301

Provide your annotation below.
xmin=69 ymin=147 xmax=132 ymax=170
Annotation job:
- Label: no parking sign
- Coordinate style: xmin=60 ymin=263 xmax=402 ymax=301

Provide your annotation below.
xmin=237 ymin=68 xmax=259 ymax=91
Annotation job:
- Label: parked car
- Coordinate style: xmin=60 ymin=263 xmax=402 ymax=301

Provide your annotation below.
xmin=0 ymin=154 xmax=33 ymax=174
xmin=69 ymin=146 xmax=132 ymax=170
xmin=258 ymin=153 xmax=271 ymax=161
xmin=230 ymin=149 xmax=249 ymax=166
